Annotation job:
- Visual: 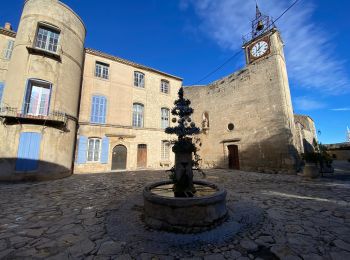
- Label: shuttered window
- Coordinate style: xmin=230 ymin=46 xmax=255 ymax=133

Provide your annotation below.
xmin=161 ymin=108 xmax=170 ymax=129
xmin=133 ymin=103 xmax=144 ymax=128
xmin=87 ymin=138 xmax=101 ymax=162
xmin=15 ymin=132 xmax=42 ymax=171
xmin=4 ymin=39 xmax=14 ymax=60
xmin=90 ymin=95 xmax=107 ymax=124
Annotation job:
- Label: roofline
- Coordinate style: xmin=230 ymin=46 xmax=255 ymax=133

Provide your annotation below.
xmin=294 ymin=114 xmax=314 ymax=122
xmin=0 ymin=28 xmax=16 ymax=38
xmin=85 ymin=48 xmax=183 ymax=81
xmin=24 ymin=0 xmax=87 ymax=35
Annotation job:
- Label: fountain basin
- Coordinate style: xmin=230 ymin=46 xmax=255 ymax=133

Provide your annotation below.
xmin=143 ymin=180 xmax=227 ymax=233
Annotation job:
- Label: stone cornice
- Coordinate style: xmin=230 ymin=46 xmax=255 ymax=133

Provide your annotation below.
xmin=0 ymin=28 xmax=16 ymax=38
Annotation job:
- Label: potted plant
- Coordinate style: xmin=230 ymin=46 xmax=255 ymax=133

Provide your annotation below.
xmin=300 ymin=152 xmax=320 ymax=178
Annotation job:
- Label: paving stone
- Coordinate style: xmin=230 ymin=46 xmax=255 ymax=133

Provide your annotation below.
xmin=333 ymin=239 xmax=350 ymax=252
xmin=98 ymin=241 xmax=123 ymax=255
xmin=330 ymin=251 xmax=350 ymax=260
xmin=240 ymin=240 xmax=258 ymax=252
xmin=204 ymin=253 xmax=226 ymax=260
xmin=0 ymin=169 xmax=349 ymax=259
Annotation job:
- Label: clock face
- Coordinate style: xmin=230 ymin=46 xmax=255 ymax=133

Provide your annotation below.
xmin=250 ymin=41 xmax=269 ymax=58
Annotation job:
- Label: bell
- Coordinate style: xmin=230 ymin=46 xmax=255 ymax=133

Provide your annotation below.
xmin=256 ymin=20 xmax=264 ymax=31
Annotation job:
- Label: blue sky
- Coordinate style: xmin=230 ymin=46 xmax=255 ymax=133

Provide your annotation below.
xmin=1 ymin=0 xmax=349 ymax=144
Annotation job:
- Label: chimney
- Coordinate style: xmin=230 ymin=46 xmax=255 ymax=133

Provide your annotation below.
xmin=4 ymin=22 xmax=12 ymax=31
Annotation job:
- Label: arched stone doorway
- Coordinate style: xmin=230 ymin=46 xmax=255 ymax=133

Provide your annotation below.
xmin=112 ymin=145 xmax=127 ymax=170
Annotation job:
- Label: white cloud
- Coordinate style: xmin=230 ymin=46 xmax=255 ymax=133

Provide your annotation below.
xmin=330 ymin=108 xmax=350 ymax=111
xmin=293 ymin=96 xmax=326 ymax=111
xmin=181 ymin=0 xmax=349 ymax=94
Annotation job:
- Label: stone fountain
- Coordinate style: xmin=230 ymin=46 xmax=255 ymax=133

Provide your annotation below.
xmin=143 ymin=87 xmax=227 ymax=233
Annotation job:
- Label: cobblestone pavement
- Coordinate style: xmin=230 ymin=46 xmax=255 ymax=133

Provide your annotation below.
xmin=1 ymin=169 xmax=350 ymax=259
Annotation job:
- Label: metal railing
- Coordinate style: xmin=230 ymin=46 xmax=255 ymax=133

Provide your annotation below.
xmin=0 ymin=104 xmax=67 ymax=125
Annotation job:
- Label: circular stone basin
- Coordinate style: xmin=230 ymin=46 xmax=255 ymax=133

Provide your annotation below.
xmin=143 ymin=180 xmax=227 ymax=233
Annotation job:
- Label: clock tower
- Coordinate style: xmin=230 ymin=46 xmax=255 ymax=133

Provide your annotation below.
xmin=242 ymin=4 xmax=278 ymax=64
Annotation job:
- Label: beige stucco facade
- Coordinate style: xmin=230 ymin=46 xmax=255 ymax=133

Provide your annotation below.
xmin=0 ymin=0 xmax=85 ymax=181
xmin=0 ymin=0 xmax=317 ymax=180
xmin=74 ymin=50 xmax=182 ymax=173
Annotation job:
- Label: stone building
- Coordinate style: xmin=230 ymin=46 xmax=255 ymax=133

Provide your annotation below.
xmin=0 ymin=0 xmax=316 ymax=180
xmin=294 ymin=115 xmax=317 ymax=153
xmin=184 ymin=7 xmax=317 ymax=173
xmin=74 ymin=49 xmax=181 ymax=173
xmin=0 ymin=0 xmax=85 ymax=181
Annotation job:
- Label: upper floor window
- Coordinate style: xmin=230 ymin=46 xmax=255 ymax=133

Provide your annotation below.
xmin=160 ymin=80 xmax=169 ymax=94
xmin=0 ymin=82 xmax=4 ymax=103
xmin=24 ymin=79 xmax=51 ymax=116
xmin=133 ymin=103 xmax=144 ymax=128
xmin=95 ymin=61 xmax=109 ymax=79
xmin=4 ymin=39 xmax=14 ymax=60
xmin=134 ymin=71 xmax=145 ymax=88
xmin=87 ymin=138 xmax=101 ymax=162
xmin=90 ymin=95 xmax=107 ymax=124
xmin=35 ymin=26 xmax=60 ymax=53
xmin=161 ymin=141 xmax=170 ymax=161
xmin=161 ymin=108 xmax=170 ymax=129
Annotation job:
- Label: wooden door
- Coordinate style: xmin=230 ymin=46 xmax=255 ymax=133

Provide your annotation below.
xmin=137 ymin=144 xmax=147 ymax=168
xmin=228 ymin=145 xmax=240 ymax=170
xmin=112 ymin=145 xmax=127 ymax=170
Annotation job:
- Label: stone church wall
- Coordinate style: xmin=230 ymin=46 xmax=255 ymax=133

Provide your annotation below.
xmin=185 ymin=30 xmax=298 ymax=173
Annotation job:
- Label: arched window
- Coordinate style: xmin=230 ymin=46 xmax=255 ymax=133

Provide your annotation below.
xmin=133 ymin=103 xmax=144 ymax=127
xmin=134 ymin=71 xmax=145 ymax=88
xmin=161 ymin=108 xmax=170 ymax=129
xmin=90 ymin=95 xmax=107 ymax=124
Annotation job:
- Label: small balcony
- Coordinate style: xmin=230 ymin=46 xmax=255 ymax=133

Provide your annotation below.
xmin=0 ymin=105 xmax=68 ymax=129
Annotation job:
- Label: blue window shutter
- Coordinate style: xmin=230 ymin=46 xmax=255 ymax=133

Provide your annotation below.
xmin=91 ymin=95 xmax=107 ymax=124
xmin=16 ymin=132 xmax=41 ymax=171
xmin=0 ymin=83 xmax=4 ymax=103
xmin=101 ymin=97 xmax=107 ymax=123
xmin=77 ymin=136 xmax=87 ymax=164
xmin=101 ymin=137 xmax=109 ymax=164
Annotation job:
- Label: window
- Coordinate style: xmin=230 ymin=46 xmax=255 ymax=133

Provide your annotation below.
xmin=87 ymin=138 xmax=101 ymax=162
xmin=95 ymin=61 xmax=109 ymax=79
xmin=4 ymin=39 xmax=14 ymax=59
xmin=0 ymin=83 xmax=4 ymax=103
xmin=161 ymin=141 xmax=170 ymax=161
xmin=133 ymin=103 xmax=144 ymax=127
xmin=160 ymin=80 xmax=169 ymax=94
xmin=161 ymin=108 xmax=170 ymax=129
xmin=35 ymin=26 xmax=60 ymax=53
xmin=90 ymin=95 xmax=107 ymax=124
xmin=134 ymin=71 xmax=145 ymax=88
xmin=24 ymin=80 xmax=51 ymax=116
